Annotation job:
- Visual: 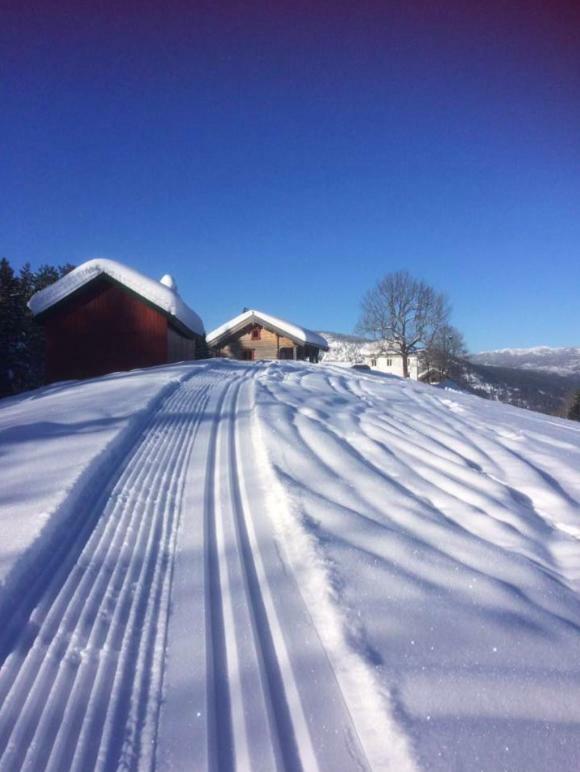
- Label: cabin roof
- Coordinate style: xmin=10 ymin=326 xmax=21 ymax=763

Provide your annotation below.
xmin=28 ymin=258 xmax=205 ymax=336
xmin=207 ymin=309 xmax=329 ymax=350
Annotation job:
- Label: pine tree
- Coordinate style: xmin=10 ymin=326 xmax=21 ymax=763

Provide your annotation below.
xmin=0 ymin=258 xmax=22 ymax=396
xmin=0 ymin=258 xmax=75 ymax=398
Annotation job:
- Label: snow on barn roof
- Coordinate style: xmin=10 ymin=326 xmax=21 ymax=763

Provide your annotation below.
xmin=28 ymin=258 xmax=205 ymax=336
xmin=207 ymin=309 xmax=329 ymax=350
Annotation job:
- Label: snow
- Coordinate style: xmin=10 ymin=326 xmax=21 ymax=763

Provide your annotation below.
xmin=320 ymin=331 xmax=420 ymax=379
xmin=159 ymin=273 xmax=177 ymax=290
xmin=472 ymin=345 xmax=580 ymax=376
xmin=1 ymin=360 xmax=580 ymax=770
xmin=318 ymin=331 xmax=369 ymax=363
xmin=207 ymin=308 xmax=329 ymax=349
xmin=28 ymin=258 xmax=204 ymax=336
xmin=485 ymin=346 xmax=566 ymax=355
xmin=0 ymin=363 xmax=205 ymax=603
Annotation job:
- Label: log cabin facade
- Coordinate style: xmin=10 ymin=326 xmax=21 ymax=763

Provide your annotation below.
xmin=207 ymin=309 xmax=328 ymax=362
xmin=29 ymin=259 xmax=205 ymax=383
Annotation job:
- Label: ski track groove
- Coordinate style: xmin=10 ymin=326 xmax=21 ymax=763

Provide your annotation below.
xmin=202 ymin=369 xmax=324 ymax=772
xmin=231 ymin=376 xmax=320 ymax=772
xmin=0 ymin=376 xmax=211 ymax=772
xmin=203 ymin=378 xmax=235 ymax=772
xmin=205 ymin=372 xmax=295 ymax=771
xmin=0 ymin=363 xmax=377 ymax=772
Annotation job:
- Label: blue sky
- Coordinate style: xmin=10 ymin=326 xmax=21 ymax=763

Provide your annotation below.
xmin=2 ymin=1 xmax=579 ymax=351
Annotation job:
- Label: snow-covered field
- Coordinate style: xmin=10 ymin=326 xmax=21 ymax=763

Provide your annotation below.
xmin=1 ymin=361 xmax=579 ymax=771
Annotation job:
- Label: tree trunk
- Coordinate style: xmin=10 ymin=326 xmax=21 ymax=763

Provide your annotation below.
xmin=402 ymin=352 xmax=409 ymax=378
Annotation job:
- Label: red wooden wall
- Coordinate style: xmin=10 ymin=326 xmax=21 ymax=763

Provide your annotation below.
xmin=43 ymin=278 xmax=169 ymax=383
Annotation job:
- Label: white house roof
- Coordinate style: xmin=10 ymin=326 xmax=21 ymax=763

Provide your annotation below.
xmin=207 ymin=309 xmax=329 ymax=350
xmin=361 ymin=341 xmax=419 ymax=358
xmin=28 ymin=258 xmax=205 ymax=336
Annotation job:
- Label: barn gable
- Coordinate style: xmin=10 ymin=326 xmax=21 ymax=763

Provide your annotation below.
xmin=29 ymin=259 xmax=205 ymax=383
xmin=29 ymin=258 xmax=204 ymax=337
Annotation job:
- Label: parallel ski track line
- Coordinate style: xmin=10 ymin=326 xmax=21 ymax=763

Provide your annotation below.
xmin=0 ymin=376 xmax=212 ymax=772
xmin=204 ymin=376 xmax=236 ymax=772
xmin=230 ymin=375 xmax=320 ymax=772
xmin=204 ymin=369 xmax=320 ymax=772
xmin=0 ymin=377 xmax=185 ymax=664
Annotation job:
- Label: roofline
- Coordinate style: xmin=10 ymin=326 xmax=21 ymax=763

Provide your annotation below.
xmin=207 ymin=310 xmax=329 ymax=351
xmin=33 ymin=273 xmax=203 ymax=339
xmin=29 ymin=259 xmax=205 ymax=337
xmin=363 ymin=351 xmax=420 ymax=358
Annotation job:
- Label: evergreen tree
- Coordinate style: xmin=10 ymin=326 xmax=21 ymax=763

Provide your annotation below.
xmin=0 ymin=258 xmax=22 ymax=396
xmin=0 ymin=258 xmax=74 ymax=398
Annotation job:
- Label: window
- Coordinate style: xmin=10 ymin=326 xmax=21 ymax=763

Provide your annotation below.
xmin=250 ymin=325 xmax=261 ymax=340
xmin=386 ymin=358 xmax=393 ymax=367
xmin=242 ymin=349 xmax=254 ymax=361
xmin=371 ymin=358 xmax=377 ymax=367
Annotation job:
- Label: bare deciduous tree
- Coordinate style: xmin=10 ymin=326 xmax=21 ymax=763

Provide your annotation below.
xmin=425 ymin=323 xmax=467 ymax=380
xmin=357 ymin=270 xmax=450 ymax=378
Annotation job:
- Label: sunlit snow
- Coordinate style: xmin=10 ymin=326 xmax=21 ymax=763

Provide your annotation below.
xmin=0 ymin=360 xmax=579 ymax=771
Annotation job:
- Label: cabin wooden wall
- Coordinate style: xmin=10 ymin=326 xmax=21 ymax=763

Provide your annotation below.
xmin=214 ymin=324 xmax=322 ymax=361
xmin=216 ymin=324 xmax=298 ymax=360
xmin=44 ymin=278 xmax=168 ymax=382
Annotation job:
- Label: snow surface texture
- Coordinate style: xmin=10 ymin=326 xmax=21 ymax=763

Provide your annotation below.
xmin=0 ymin=363 xmax=202 ymax=601
xmin=318 ymin=331 xmax=369 ymax=363
xmin=472 ymin=346 xmax=580 ymax=376
xmin=1 ymin=361 xmax=580 ymax=770
xmin=319 ymin=331 xmax=418 ymax=373
xmin=207 ymin=309 xmax=329 ymax=350
xmin=28 ymin=258 xmax=205 ymax=336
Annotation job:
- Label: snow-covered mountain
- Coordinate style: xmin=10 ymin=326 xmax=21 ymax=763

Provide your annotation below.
xmin=1 ymin=360 xmax=580 ymax=770
xmin=471 ymin=346 xmax=580 ymax=376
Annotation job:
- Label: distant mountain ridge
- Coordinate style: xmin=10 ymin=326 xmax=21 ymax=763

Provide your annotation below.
xmin=471 ymin=346 xmax=580 ymax=377
xmin=451 ymin=360 xmax=580 ymax=417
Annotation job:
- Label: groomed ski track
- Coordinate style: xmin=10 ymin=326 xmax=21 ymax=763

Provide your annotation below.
xmin=0 ymin=363 xmax=372 ymax=772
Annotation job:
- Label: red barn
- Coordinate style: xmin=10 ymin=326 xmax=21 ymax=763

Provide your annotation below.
xmin=28 ymin=259 xmax=205 ymax=383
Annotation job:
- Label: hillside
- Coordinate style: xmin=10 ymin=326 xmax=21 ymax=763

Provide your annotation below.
xmin=318 ymin=330 xmax=370 ymax=362
xmin=1 ymin=361 xmax=580 ymax=771
xmin=319 ymin=332 xmax=580 ymax=417
xmin=471 ymin=346 xmax=580 ymax=376
xmin=450 ymin=359 xmax=580 ymax=417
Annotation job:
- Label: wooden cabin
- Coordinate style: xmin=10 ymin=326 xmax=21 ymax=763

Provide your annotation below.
xmin=207 ymin=309 xmax=328 ymax=362
xmin=28 ymin=259 xmax=205 ymax=383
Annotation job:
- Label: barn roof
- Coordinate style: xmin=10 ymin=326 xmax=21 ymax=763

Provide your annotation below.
xmin=207 ymin=309 xmax=329 ymax=350
xmin=28 ymin=258 xmax=205 ymax=336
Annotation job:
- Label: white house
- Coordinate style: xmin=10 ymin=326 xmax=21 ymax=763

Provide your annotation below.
xmin=362 ymin=343 xmax=420 ymax=380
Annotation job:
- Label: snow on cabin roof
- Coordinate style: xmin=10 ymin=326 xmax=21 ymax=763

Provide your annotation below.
xmin=28 ymin=258 xmax=205 ymax=336
xmin=207 ymin=309 xmax=329 ymax=350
